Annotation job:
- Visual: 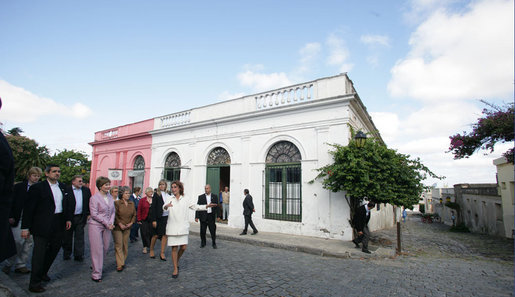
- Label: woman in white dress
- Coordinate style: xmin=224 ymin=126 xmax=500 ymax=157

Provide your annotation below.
xmin=163 ymin=180 xmax=216 ymax=278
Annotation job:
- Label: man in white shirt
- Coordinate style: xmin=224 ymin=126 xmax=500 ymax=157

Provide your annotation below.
xmin=195 ymin=184 xmax=218 ymax=249
xmin=21 ymin=164 xmax=72 ymax=293
xmin=62 ymin=175 xmax=91 ymax=261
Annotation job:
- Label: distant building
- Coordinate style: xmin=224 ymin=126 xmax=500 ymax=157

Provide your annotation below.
xmin=493 ymin=157 xmax=514 ymax=238
xmin=90 ymin=73 xmax=397 ymax=240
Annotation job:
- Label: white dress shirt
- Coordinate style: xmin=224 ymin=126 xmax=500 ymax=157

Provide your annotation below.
xmin=73 ymin=186 xmax=83 ymax=214
xmin=49 ymin=181 xmax=63 ymax=214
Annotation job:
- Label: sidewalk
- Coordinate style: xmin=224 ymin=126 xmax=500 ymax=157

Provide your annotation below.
xmin=190 ymin=221 xmax=396 ymax=260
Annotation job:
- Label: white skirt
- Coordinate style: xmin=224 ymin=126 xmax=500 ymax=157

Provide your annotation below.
xmin=167 ymin=234 xmax=188 ymax=246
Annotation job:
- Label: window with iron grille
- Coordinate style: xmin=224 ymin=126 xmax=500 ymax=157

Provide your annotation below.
xmin=164 ymin=152 xmax=181 ymax=181
xmin=265 ymin=141 xmax=301 ymax=222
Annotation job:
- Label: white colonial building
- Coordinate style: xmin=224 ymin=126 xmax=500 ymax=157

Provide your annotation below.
xmin=145 ymin=73 xmax=395 ymax=241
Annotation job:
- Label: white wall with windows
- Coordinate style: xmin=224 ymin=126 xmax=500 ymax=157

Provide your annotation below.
xmin=148 ymin=74 xmax=394 ymax=240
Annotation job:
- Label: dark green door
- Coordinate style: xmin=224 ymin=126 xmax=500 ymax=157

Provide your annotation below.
xmin=206 ymin=166 xmax=220 ymax=196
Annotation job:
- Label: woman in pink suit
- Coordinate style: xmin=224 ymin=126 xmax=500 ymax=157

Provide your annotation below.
xmin=88 ymin=176 xmax=115 ymax=282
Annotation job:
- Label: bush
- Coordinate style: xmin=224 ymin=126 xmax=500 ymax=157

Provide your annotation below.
xmin=419 ymin=204 xmax=425 ymax=213
xmin=450 ymin=223 xmax=470 ymax=233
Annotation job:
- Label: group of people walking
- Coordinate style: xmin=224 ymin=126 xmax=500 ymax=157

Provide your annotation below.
xmin=2 ymin=162 xmax=259 ymax=293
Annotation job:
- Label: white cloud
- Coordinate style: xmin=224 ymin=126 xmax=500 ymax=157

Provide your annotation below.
xmin=389 ymin=0 xmax=514 ymax=102
xmin=295 ymin=42 xmax=321 ymax=75
xmin=326 ymin=34 xmax=353 ymax=72
xmin=0 ymin=80 xmax=93 ymax=123
xmin=360 ymin=34 xmax=391 ymax=47
xmin=237 ymin=70 xmax=292 ymax=92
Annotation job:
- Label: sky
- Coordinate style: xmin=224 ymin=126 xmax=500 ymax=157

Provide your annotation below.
xmin=0 ymin=0 xmax=513 ymax=188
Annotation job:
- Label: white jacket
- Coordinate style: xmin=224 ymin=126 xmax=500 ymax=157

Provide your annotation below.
xmin=163 ymin=195 xmax=207 ymax=236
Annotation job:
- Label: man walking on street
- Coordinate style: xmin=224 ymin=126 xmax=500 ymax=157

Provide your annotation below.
xmin=62 ymin=175 xmax=91 ymax=262
xmin=21 ymin=164 xmax=72 ymax=293
xmin=240 ymin=189 xmax=258 ymax=235
xmin=352 ymin=201 xmax=375 ymax=254
xmin=2 ymin=167 xmax=41 ymax=275
xmin=195 ymin=184 xmax=218 ymax=249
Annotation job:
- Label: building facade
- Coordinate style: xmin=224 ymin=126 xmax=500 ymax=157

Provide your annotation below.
xmin=89 ymin=119 xmax=154 ymax=195
xmin=91 ymin=74 xmax=396 ymax=240
xmin=493 ymin=157 xmax=514 ymax=238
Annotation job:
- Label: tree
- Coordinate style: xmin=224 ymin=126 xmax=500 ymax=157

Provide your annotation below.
xmin=449 ymin=101 xmax=514 ymax=163
xmin=5 ymin=130 xmax=50 ymax=182
xmin=312 ymin=134 xmax=442 ymax=220
xmin=49 ymin=149 xmax=91 ymax=185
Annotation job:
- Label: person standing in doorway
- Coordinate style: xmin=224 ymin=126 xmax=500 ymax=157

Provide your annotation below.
xmin=222 ymin=186 xmax=230 ymax=221
xmin=63 ymin=175 xmax=91 ymax=262
xmin=21 ymin=164 xmax=72 ymax=293
xmin=2 ymin=167 xmax=41 ymax=275
xmin=195 ymin=184 xmax=218 ymax=249
xmin=240 ymin=189 xmax=258 ymax=235
xmin=352 ymin=201 xmax=376 ymax=254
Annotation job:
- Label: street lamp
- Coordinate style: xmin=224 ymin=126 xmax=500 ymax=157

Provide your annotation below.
xmin=354 ymin=131 xmax=367 ymax=147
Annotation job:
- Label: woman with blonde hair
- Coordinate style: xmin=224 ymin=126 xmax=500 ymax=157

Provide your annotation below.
xmin=163 ymin=180 xmax=216 ymax=278
xmin=149 ymin=179 xmax=169 ymax=260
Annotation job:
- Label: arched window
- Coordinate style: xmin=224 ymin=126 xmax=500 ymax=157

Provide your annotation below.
xmin=164 ymin=152 xmax=181 ymax=182
xmin=265 ymin=141 xmax=301 ymax=222
xmin=207 ymin=147 xmax=231 ymax=165
xmin=134 ymin=155 xmax=145 ymax=170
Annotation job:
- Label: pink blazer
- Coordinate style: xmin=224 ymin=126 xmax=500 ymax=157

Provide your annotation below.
xmin=89 ymin=192 xmax=115 ymax=229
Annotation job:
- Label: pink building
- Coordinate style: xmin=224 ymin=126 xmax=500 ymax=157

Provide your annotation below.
xmin=89 ymin=119 xmax=153 ymax=195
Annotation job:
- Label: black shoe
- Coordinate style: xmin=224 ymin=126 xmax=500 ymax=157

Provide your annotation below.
xmin=2 ymin=266 xmax=10 ymax=274
xmin=91 ymin=278 xmax=102 ymax=282
xmin=352 ymin=239 xmax=360 ymax=248
xmin=212 ymin=244 xmax=217 ymax=249
xmin=42 ymin=275 xmax=51 ymax=282
xmin=74 ymin=256 xmax=84 ymax=262
xmin=362 ymin=249 xmax=371 ymax=254
xmin=63 ymin=256 xmax=71 ymax=260
xmin=160 ymin=255 xmax=167 ymax=261
xmin=29 ymin=286 xmax=46 ymax=293
xmin=200 ymin=244 xmax=206 ymax=248
xmin=251 ymin=231 xmax=258 ymax=235
xmin=172 ymin=272 xmax=179 ymax=279
xmin=239 ymin=232 xmax=247 ymax=235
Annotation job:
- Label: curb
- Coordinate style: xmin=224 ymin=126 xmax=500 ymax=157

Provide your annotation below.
xmin=189 ymin=230 xmax=394 ymax=260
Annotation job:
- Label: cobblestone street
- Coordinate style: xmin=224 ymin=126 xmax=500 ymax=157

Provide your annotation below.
xmin=1 ymin=215 xmax=513 ymax=296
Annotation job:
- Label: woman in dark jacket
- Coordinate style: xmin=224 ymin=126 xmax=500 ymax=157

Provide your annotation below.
xmin=149 ymin=180 xmax=169 ymax=260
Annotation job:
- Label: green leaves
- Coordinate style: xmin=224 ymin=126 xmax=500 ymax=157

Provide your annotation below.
xmin=313 ymin=138 xmax=443 ymax=208
xmin=6 ymin=133 xmax=50 ymax=181
xmin=49 ymin=149 xmax=91 ymax=184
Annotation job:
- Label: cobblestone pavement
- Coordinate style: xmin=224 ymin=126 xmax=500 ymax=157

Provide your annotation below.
xmin=2 ymin=214 xmax=513 ymax=296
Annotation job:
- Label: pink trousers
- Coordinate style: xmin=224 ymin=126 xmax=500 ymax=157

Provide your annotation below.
xmin=88 ymin=222 xmax=111 ymax=280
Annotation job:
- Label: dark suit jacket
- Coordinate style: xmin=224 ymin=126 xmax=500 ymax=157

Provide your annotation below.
xmin=149 ymin=193 xmax=164 ymax=222
xmin=195 ymin=193 xmax=218 ymax=222
xmin=10 ymin=180 xmax=30 ymax=227
xmin=352 ymin=205 xmax=371 ymax=232
xmin=243 ymin=194 xmax=254 ymax=216
xmin=21 ymin=181 xmax=72 ymax=237
xmin=0 ymin=132 xmax=15 ymax=262
xmin=66 ymin=185 xmax=92 ymax=223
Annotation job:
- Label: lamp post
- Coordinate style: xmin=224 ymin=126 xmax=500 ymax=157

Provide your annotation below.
xmin=354 ymin=131 xmax=367 ymax=148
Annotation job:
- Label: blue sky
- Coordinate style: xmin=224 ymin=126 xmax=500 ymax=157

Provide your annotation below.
xmin=1 ymin=0 xmax=513 ymax=187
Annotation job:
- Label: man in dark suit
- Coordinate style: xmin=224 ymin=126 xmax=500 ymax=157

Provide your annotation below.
xmin=0 ymin=98 xmax=16 ymax=264
xmin=62 ymin=175 xmax=91 ymax=261
xmin=352 ymin=201 xmax=376 ymax=254
xmin=195 ymin=184 xmax=218 ymax=249
xmin=2 ymin=167 xmax=41 ymax=275
xmin=240 ymin=189 xmax=258 ymax=235
xmin=21 ymin=164 xmax=72 ymax=293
